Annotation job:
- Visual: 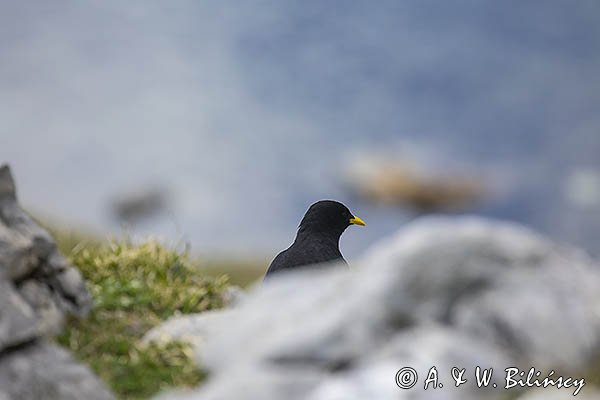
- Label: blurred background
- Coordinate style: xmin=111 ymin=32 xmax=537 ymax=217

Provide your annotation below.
xmin=2 ymin=0 xmax=600 ymax=262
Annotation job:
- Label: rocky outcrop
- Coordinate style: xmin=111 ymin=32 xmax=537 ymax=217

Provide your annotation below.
xmin=152 ymin=216 xmax=600 ymax=400
xmin=0 ymin=165 xmax=114 ymax=400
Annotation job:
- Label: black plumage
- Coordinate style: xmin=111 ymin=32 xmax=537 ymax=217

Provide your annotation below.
xmin=264 ymin=200 xmax=365 ymax=278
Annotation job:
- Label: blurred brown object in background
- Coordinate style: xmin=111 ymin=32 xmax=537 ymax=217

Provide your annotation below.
xmin=344 ymin=158 xmax=486 ymax=213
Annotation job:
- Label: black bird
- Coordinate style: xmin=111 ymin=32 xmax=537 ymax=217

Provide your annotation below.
xmin=264 ymin=200 xmax=365 ymax=278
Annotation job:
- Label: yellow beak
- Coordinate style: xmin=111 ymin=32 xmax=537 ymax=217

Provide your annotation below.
xmin=349 ymin=215 xmax=366 ymax=226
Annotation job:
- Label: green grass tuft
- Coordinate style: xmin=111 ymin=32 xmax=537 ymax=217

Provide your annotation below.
xmin=55 ymin=239 xmax=229 ymax=399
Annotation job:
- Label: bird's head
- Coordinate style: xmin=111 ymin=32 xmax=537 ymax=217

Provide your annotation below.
xmin=298 ymin=200 xmax=365 ymax=237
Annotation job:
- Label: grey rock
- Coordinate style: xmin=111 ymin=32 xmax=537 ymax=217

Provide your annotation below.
xmin=18 ymin=280 xmax=65 ymax=336
xmin=0 ymin=282 xmax=39 ymax=350
xmin=156 ymin=216 xmax=600 ymax=400
xmin=360 ymin=217 xmax=600 ymax=370
xmin=156 ymin=367 xmax=323 ymax=400
xmin=142 ymin=286 xmax=247 ymax=349
xmin=0 ymin=164 xmax=114 ymax=400
xmin=220 ymin=285 xmax=247 ymax=308
xmin=0 ymin=341 xmax=114 ymax=400
xmin=0 ymin=165 xmax=92 ymax=344
xmin=516 ymin=388 xmax=599 ymax=400
xmin=143 ymin=309 xmax=238 ymax=350
xmin=308 ymin=326 xmax=512 ymax=400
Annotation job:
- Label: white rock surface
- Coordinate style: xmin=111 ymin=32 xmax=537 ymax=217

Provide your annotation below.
xmin=154 ymin=216 xmax=600 ymax=400
xmin=516 ymin=388 xmax=600 ymax=400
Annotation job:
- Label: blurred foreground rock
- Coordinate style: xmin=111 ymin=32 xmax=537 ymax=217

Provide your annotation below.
xmin=152 ymin=216 xmax=600 ymax=400
xmin=0 ymin=165 xmax=114 ymax=400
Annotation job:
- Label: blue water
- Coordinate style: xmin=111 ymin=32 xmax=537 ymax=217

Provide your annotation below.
xmin=2 ymin=1 xmax=600 ymax=258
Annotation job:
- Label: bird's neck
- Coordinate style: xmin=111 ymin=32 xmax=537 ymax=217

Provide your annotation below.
xmin=294 ymin=227 xmax=342 ymax=248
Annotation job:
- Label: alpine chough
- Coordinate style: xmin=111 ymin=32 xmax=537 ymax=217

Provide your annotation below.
xmin=264 ymin=200 xmax=365 ymax=278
